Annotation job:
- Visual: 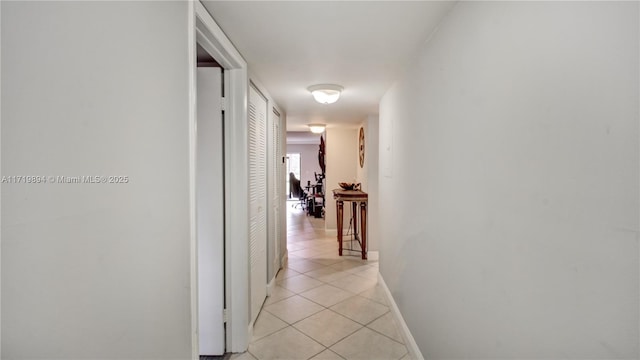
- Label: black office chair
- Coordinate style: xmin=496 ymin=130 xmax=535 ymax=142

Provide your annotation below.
xmin=289 ymin=173 xmax=307 ymax=209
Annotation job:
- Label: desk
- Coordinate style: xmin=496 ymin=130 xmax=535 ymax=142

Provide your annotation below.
xmin=332 ymin=189 xmax=368 ymax=260
xmin=305 ymin=184 xmax=324 ymax=218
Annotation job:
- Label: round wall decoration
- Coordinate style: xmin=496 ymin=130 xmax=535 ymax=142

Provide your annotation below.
xmin=358 ymin=127 xmax=365 ymax=168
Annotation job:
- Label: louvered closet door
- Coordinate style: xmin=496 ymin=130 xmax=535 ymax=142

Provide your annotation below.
xmin=277 ymin=111 xmax=285 ymax=263
xmin=248 ymin=85 xmax=268 ymax=323
xmin=270 ymin=110 xmax=281 ymax=271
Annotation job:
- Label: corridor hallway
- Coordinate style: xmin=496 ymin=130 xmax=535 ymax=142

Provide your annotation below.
xmin=240 ymin=206 xmax=409 ymax=360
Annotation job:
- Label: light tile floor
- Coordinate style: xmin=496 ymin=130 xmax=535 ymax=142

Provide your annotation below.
xmin=231 ymin=205 xmax=409 ymax=360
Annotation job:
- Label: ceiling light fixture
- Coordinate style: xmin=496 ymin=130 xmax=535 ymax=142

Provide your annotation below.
xmin=308 ymin=124 xmax=326 ymax=134
xmin=308 ymin=84 xmax=343 ymax=104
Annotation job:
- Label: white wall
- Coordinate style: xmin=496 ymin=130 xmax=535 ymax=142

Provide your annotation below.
xmin=286 ymin=143 xmax=321 ymax=190
xmin=355 ymin=116 xmax=379 ymax=251
xmin=2 ymin=2 xmax=192 ymax=358
xmin=325 ymin=128 xmax=358 ymax=231
xmin=379 ymin=2 xmax=639 ymax=358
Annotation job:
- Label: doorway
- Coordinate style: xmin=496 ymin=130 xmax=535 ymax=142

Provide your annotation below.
xmin=191 ymin=1 xmax=252 ymax=355
xmin=285 ymin=134 xmax=326 ymax=220
xmin=196 ymin=46 xmax=225 ymax=356
xmin=286 ymin=153 xmax=301 ymax=199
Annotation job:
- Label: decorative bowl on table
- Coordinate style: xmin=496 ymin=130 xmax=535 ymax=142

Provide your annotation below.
xmin=339 ymin=182 xmax=357 ymax=190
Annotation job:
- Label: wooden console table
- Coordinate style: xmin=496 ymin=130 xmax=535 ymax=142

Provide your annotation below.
xmin=332 ymin=189 xmax=368 ymax=260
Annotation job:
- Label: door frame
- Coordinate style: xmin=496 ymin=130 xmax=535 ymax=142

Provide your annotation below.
xmin=189 ymin=2 xmax=250 ymax=357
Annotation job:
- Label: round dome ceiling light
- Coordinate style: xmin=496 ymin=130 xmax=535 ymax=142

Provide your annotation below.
xmin=308 ymin=124 xmax=326 ymax=134
xmin=308 ymin=84 xmax=343 ymax=104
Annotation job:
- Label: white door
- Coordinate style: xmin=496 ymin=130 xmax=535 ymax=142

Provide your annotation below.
xmin=197 ymin=67 xmax=225 ymax=355
xmin=249 ymin=85 xmax=268 ymax=323
xmin=269 ymin=110 xmax=282 ymax=273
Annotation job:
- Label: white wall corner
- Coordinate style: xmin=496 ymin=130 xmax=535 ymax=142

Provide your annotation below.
xmin=367 ymin=250 xmax=379 ymax=261
xmin=273 ymin=257 xmax=281 ymax=278
xmin=378 ymin=273 xmax=424 ymax=360
xmin=267 ymin=275 xmax=276 ymax=297
xmin=247 ymin=322 xmax=254 ymax=349
xmin=281 ymin=250 xmax=288 ymax=268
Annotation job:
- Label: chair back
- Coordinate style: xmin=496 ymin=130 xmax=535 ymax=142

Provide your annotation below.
xmin=289 ymin=172 xmax=303 ymax=199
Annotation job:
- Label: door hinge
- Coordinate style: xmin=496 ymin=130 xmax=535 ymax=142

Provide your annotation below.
xmin=223 ymin=308 xmax=228 ymax=323
xmin=221 ymin=97 xmax=227 ymax=111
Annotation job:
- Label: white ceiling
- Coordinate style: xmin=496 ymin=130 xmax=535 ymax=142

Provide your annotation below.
xmin=201 ymin=1 xmax=455 ymax=131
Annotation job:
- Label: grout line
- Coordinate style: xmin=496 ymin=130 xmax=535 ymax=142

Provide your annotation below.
xmin=362 ymin=311 xmax=408 ymax=347
xmin=296 ymin=289 xmax=357 ymax=310
xmin=270 ymin=210 xmax=400 ymax=359
xmin=354 ymin=292 xmax=390 ymax=307
xmin=322 ymin=349 xmax=347 ymax=360
xmin=315 ymin=308 xmax=365 ymax=349
xmin=263 ymin=295 xmax=328 ymax=325
xmin=364 ymin=324 xmax=408 ymax=348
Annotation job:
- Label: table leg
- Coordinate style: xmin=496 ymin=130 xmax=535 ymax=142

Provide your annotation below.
xmin=337 ymin=200 xmax=344 ymax=256
xmin=352 ymin=201 xmax=358 ymax=240
xmin=360 ymin=201 xmax=367 ymax=260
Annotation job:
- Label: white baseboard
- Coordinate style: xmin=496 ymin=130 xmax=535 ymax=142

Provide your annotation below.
xmin=378 ymin=273 xmax=424 ymax=360
xmin=368 ymin=250 xmax=379 ymax=261
xmin=267 ymin=276 xmax=276 ymax=297
xmin=247 ymin=321 xmax=254 ymax=347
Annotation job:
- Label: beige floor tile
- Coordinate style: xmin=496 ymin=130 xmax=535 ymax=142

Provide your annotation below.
xmin=249 ymin=326 xmax=325 ymax=360
xmin=293 ymin=309 xmax=363 ymax=347
xmin=287 ymin=259 xmax=328 ymax=273
xmin=276 ymin=273 xmax=324 ymax=293
xmin=310 ymin=349 xmax=345 ymax=360
xmin=264 ymin=285 xmax=295 ymax=306
xmin=286 ymin=250 xmax=312 ymax=259
xmin=299 ymin=284 xmax=355 ymax=307
xmin=276 ymin=267 xmax=301 ymax=280
xmin=229 ymin=351 xmax=257 ymax=360
xmin=287 ymin=242 xmax=309 ymax=251
xmin=330 ymin=296 xmax=389 ymax=325
xmin=308 ymin=241 xmax=338 ymax=249
xmin=329 ymin=274 xmax=378 ymax=294
xmin=252 ymin=310 xmax=289 ymax=341
xmin=316 ymin=249 xmax=339 ymax=255
xmin=329 ymin=260 xmax=371 ymax=274
xmin=308 ymin=255 xmax=344 ymax=267
xmin=366 ymin=312 xmax=404 ymax=343
xmin=330 ymin=327 xmax=407 ymax=360
xmin=249 ymin=207 xmax=407 ymax=359
xmin=305 ymin=267 xmax=352 ymax=283
xmin=289 ymin=249 xmax=322 ymax=259
xmin=312 ymin=240 xmax=335 ymax=246
xmin=297 ymin=233 xmax=320 ymax=242
xmin=357 ymin=285 xmax=387 ymax=306
xmin=351 ymin=265 xmax=379 ymax=280
xmin=314 ymin=244 xmax=342 ymax=251
xmin=264 ymin=295 xmax=324 ymax=324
